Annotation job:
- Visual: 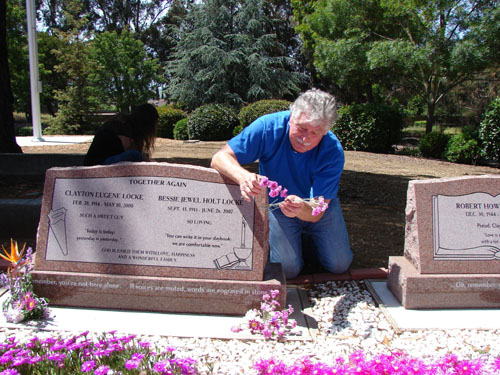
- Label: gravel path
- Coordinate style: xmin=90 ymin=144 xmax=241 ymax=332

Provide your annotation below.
xmin=2 ymin=280 xmax=499 ymax=374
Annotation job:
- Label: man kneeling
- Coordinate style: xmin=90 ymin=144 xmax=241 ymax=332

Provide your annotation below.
xmin=211 ymin=89 xmax=352 ymax=279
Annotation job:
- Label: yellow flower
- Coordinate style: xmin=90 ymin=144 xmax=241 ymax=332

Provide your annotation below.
xmin=0 ymin=239 xmax=26 ymax=265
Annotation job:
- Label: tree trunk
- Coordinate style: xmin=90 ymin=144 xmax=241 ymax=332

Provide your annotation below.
xmin=425 ymin=100 xmax=435 ymax=134
xmin=0 ymin=0 xmax=22 ymax=153
xmin=365 ymin=83 xmax=374 ymax=104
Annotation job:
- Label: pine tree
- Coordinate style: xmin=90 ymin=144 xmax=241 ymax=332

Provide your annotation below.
xmin=167 ymin=0 xmax=303 ymax=110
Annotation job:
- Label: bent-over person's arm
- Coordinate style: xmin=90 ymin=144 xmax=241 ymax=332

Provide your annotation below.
xmin=211 ymin=144 xmax=263 ymax=202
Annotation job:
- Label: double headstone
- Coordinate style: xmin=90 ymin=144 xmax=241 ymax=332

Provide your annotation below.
xmin=388 ymin=175 xmax=500 ymax=309
xmin=32 ymin=162 xmax=286 ymax=315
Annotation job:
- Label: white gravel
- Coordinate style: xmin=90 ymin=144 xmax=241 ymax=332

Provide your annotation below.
xmin=1 ymin=280 xmax=499 ymax=374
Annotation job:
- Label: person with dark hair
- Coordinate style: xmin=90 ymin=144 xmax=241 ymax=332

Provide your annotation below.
xmin=211 ymin=89 xmax=352 ymax=279
xmin=84 ymin=103 xmax=159 ymax=166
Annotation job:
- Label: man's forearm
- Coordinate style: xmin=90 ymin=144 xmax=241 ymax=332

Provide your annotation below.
xmin=211 ymin=144 xmax=263 ymax=201
xmin=210 ymin=146 xmax=248 ymax=185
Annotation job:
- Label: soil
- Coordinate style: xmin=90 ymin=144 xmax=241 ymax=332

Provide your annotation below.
xmin=2 ymin=138 xmax=499 ymax=270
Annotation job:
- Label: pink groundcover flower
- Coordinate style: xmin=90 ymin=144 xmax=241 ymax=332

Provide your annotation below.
xmin=0 ymin=329 xmax=499 ymax=374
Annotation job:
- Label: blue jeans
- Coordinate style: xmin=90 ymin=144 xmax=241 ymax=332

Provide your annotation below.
xmin=269 ymin=197 xmax=352 ymax=279
xmin=104 ymin=150 xmax=144 ymax=165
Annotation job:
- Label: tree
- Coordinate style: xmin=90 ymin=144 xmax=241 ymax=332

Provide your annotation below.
xmin=89 ymin=29 xmax=162 ymax=113
xmin=39 ymin=0 xmax=180 ymax=100
xmin=6 ymin=0 xmax=30 ymax=118
xmin=167 ymin=0 xmax=304 ymax=110
xmin=0 ymin=0 xmax=22 ymax=152
xmin=46 ymin=0 xmax=98 ymax=135
xmin=294 ymin=0 xmax=500 ymax=131
xmin=39 ymin=0 xmax=175 ymax=54
xmin=37 ymin=32 xmax=68 ymax=116
xmin=141 ymin=0 xmax=192 ymax=64
xmin=87 ymin=0 xmax=172 ymax=35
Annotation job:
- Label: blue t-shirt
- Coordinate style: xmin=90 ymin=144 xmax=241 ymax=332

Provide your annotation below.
xmin=228 ymin=111 xmax=345 ymax=201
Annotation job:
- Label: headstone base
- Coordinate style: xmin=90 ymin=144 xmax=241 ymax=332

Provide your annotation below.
xmin=32 ymin=263 xmax=286 ymax=316
xmin=388 ymin=256 xmax=500 ymax=309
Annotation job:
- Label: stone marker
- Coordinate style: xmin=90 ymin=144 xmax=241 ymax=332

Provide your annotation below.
xmin=387 ymin=175 xmax=500 ymax=309
xmin=32 ymin=162 xmax=286 ymax=315
xmin=404 ymin=175 xmax=500 ymax=274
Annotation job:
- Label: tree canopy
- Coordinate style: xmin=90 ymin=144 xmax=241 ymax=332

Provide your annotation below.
xmin=294 ymin=0 xmax=500 ymax=130
xmin=166 ymin=0 xmax=304 ymax=110
xmin=89 ymin=29 xmax=162 ymax=113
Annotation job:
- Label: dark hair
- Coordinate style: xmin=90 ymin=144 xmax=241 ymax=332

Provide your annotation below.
xmin=130 ymin=103 xmax=159 ymax=158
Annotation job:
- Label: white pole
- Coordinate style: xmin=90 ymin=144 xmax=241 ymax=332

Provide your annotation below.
xmin=26 ymin=0 xmax=44 ymax=141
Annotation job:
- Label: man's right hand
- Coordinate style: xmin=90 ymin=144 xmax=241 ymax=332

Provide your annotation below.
xmin=239 ymin=173 xmax=264 ymax=202
xmin=211 ymin=143 xmax=263 ymax=202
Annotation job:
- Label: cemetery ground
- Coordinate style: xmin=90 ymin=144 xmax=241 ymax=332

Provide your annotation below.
xmin=1 ymin=137 xmax=498 ymax=271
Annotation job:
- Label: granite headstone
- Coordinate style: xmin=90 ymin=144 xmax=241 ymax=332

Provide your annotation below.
xmin=387 ymin=175 xmax=500 ymax=309
xmin=32 ymin=162 xmax=286 ymax=315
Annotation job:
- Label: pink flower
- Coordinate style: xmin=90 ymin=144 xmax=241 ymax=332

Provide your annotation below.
xmin=280 ymin=188 xmax=288 ymax=198
xmin=494 ymin=356 xmax=500 ymax=371
xmin=94 ymin=365 xmax=110 ymax=375
xmin=25 ymin=297 xmax=37 ymax=312
xmin=262 ymin=328 xmax=273 ymax=338
xmin=282 ymin=311 xmax=289 ymax=325
xmin=131 ymin=353 xmax=145 ymax=361
xmin=249 ymin=319 xmax=263 ymax=333
xmin=125 ymin=359 xmax=140 ymax=370
xmin=259 ymin=177 xmax=269 ymax=187
xmin=269 ymin=189 xmax=280 ymax=198
xmin=139 ymin=341 xmax=151 ymax=349
xmin=268 ymin=181 xmax=279 ymax=190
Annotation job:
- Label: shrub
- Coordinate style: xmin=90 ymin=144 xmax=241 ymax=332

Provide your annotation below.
xmin=419 ymin=131 xmax=450 ymax=159
xmin=443 ymin=126 xmax=481 ymax=164
xmin=237 ymin=99 xmax=292 ymax=135
xmin=156 ymin=105 xmax=187 ymax=139
xmin=187 ymin=104 xmax=239 ymax=141
xmin=443 ymin=133 xmax=480 ymax=165
xmin=333 ymin=103 xmax=403 ymax=153
xmin=479 ymin=97 xmax=500 ymax=162
xmin=16 ymin=126 xmax=33 ymax=136
xmin=173 ymin=118 xmax=189 ymax=140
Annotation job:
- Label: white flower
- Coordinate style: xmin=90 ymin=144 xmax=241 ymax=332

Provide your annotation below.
xmin=4 ymin=306 xmax=25 ymax=323
xmin=244 ymin=309 xmax=259 ymax=320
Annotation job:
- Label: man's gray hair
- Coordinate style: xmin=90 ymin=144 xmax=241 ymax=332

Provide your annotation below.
xmin=290 ymin=88 xmax=338 ymax=129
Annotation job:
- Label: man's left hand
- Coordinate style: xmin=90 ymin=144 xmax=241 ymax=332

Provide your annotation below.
xmin=279 ymin=195 xmax=303 ymax=218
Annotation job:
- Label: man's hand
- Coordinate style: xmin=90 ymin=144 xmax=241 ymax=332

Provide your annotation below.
xmin=279 ymin=195 xmax=331 ymax=222
xmin=279 ymin=195 xmax=304 ymax=218
xmin=239 ymin=173 xmax=264 ymax=202
xmin=211 ymin=144 xmax=263 ymax=202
